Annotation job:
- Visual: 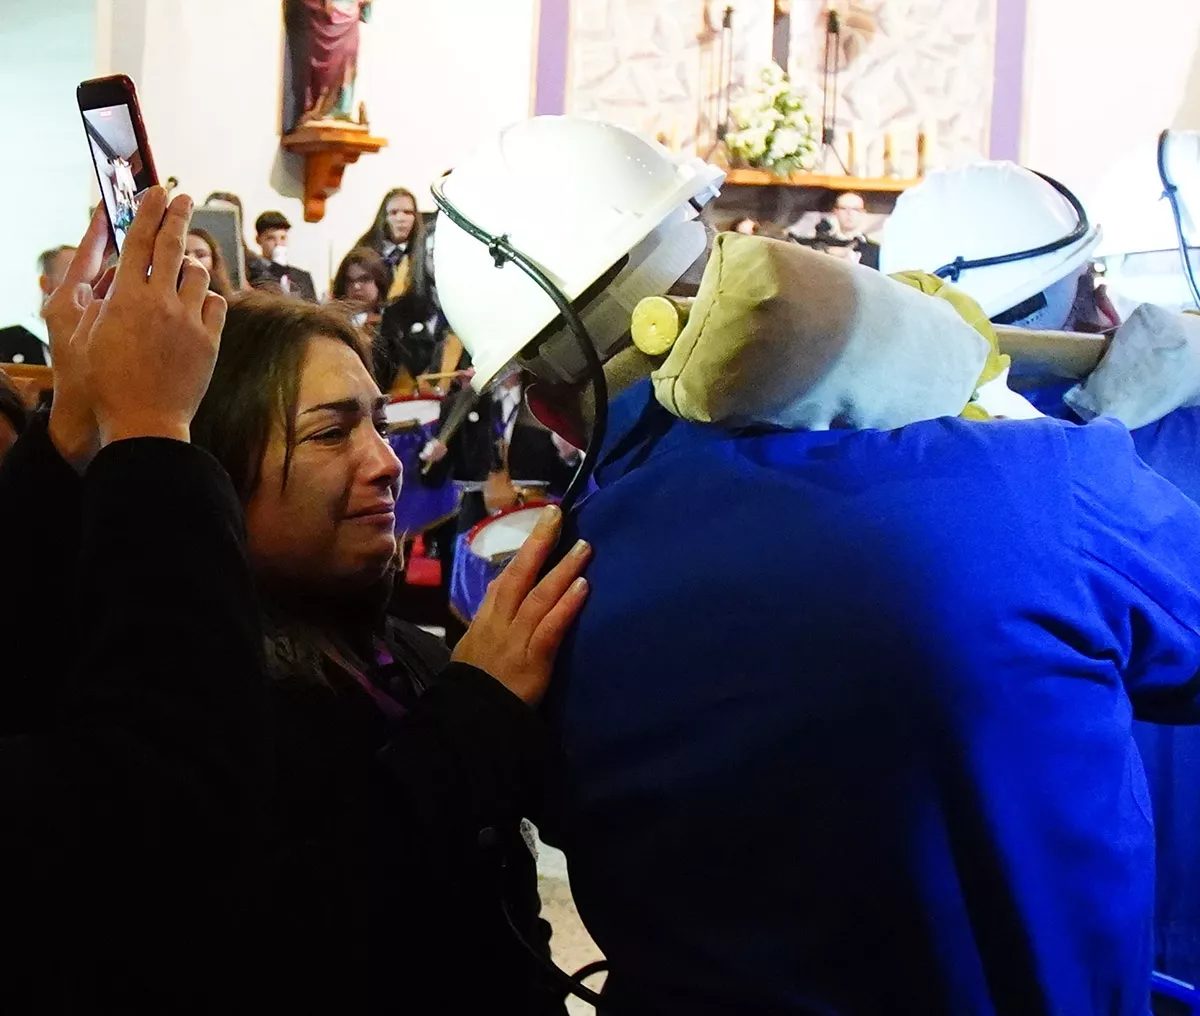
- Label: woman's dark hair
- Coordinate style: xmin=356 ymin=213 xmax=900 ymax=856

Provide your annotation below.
xmin=188 ymin=227 xmax=234 ymax=299
xmin=192 ymin=293 xmax=414 ymax=692
xmin=192 ymin=292 xmax=370 ymax=503
xmin=332 ymin=247 xmax=390 ymax=309
xmin=355 ymin=188 xmax=429 ymax=301
xmin=0 ymin=371 xmax=28 ymax=436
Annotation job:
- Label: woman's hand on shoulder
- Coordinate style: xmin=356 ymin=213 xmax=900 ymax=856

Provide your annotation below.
xmin=452 ymin=505 xmax=591 ymax=706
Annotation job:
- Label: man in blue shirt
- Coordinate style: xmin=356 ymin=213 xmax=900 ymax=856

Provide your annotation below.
xmin=888 ymin=161 xmax=1200 ymax=994
xmin=433 ymin=117 xmax=1200 ymax=1014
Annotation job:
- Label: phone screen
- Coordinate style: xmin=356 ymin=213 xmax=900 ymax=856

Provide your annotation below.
xmin=82 ymin=102 xmax=155 ymax=252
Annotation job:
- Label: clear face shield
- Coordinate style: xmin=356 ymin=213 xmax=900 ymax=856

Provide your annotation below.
xmin=1094 ymin=132 xmax=1200 ymax=319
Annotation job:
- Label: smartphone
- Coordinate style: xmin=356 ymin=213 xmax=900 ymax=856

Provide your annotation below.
xmin=78 ymin=75 xmax=159 ymax=253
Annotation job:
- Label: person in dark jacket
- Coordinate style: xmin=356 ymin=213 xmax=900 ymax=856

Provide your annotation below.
xmin=0 ymin=188 xmax=270 ymax=1012
xmin=356 ymin=187 xmax=431 ymax=303
xmin=253 ymin=211 xmax=319 ymax=301
xmin=188 ymin=292 xmax=590 ymax=1015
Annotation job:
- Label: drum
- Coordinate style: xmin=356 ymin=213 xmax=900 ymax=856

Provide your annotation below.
xmin=386 ymin=395 xmax=461 ymax=536
xmin=385 ymin=395 xmax=443 ymax=430
xmin=450 ymin=503 xmax=551 ymax=621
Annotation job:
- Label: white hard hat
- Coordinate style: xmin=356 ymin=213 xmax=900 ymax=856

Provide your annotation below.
xmin=433 ymin=116 xmax=725 ymax=390
xmin=880 ymin=162 xmax=1102 ymax=319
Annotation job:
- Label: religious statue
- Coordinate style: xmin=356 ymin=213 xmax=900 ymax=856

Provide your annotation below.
xmin=283 ymin=0 xmax=373 ymax=133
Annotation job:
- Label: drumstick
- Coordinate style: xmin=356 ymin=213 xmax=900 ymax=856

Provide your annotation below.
xmin=631 ymin=296 xmax=695 ymax=356
xmin=416 ymin=371 xmax=471 ymax=382
xmin=421 ymin=390 xmax=481 ymax=475
xmin=995 ymin=327 xmax=1111 ymax=380
xmin=629 ymin=298 xmax=1114 ymax=380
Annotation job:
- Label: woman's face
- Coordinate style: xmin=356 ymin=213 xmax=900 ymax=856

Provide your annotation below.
xmin=245 ymin=336 xmax=402 ymax=592
xmin=343 ymin=263 xmax=381 ymax=309
xmin=385 ymin=195 xmax=417 ymax=244
xmin=185 ymin=234 xmax=215 ymax=272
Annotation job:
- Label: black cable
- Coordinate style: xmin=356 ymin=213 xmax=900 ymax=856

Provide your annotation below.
xmin=933 ymin=171 xmax=1091 ymax=284
xmin=430 ymin=177 xmax=609 ymax=519
xmin=1157 ymin=129 xmax=1200 ymax=311
xmin=574 ymin=961 xmax=611 ymax=983
xmin=501 ymin=894 xmax=608 ymax=1009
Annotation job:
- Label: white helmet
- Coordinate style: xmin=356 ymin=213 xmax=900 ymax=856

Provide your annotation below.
xmin=433 ymin=116 xmax=725 ymax=390
xmin=880 ymin=162 xmax=1102 ymax=319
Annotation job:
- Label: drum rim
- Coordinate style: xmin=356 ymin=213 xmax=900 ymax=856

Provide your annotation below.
xmin=466 ymin=500 xmax=554 ymax=549
xmin=388 ymin=393 xmax=446 ymax=404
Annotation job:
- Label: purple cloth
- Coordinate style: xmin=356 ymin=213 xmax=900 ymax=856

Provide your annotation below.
xmin=388 ymin=429 xmax=460 ymax=536
xmin=449 ymin=532 xmax=493 ymax=622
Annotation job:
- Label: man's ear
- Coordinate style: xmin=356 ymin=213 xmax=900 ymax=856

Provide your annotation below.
xmin=38 ymin=275 xmax=53 ymax=298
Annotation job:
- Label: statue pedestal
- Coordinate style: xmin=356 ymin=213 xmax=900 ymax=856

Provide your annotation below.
xmin=281 ymin=123 xmax=388 ymax=223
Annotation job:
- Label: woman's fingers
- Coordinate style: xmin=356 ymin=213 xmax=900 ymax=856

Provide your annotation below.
xmin=201 ymin=292 xmax=228 ymax=336
xmin=513 ymin=538 xmax=592 ymax=633
xmin=114 ymin=186 xmax=169 ymax=286
xmin=528 ymin=578 xmax=590 ymax=667
xmin=487 ymin=506 xmax=563 ymax=618
xmin=64 ymin=205 xmax=113 ymax=291
xmin=72 ymin=298 xmax=103 ymax=346
xmin=177 ymin=257 xmax=211 ymax=314
xmin=92 ymin=265 xmax=118 ymax=302
xmin=150 ymin=194 xmax=194 ymax=294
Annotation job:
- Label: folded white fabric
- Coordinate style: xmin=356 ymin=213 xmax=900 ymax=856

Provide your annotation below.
xmin=651 ymin=234 xmax=990 ymax=431
xmin=1064 ymin=303 xmax=1200 ymax=430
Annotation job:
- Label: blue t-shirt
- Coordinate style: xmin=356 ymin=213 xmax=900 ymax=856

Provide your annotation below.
xmin=545 ymin=382 xmax=1200 ymax=1015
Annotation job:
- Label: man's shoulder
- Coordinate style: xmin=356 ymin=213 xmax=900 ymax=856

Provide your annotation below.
xmin=0 ymin=324 xmax=48 ymax=365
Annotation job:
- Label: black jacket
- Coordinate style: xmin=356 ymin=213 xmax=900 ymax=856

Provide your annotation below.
xmin=263 ymin=633 xmax=565 ymax=1014
xmin=1 ymin=419 xmax=566 ymax=1015
xmin=252 ymin=259 xmax=319 ymax=303
xmin=0 ymin=418 xmax=270 ymax=1012
xmin=430 ymin=387 xmax=576 ymax=493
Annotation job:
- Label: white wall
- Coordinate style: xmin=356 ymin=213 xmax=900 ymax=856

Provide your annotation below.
xmin=106 ymin=0 xmax=538 ymax=296
xmin=0 ymin=0 xmax=97 ymax=326
xmin=1022 ymin=0 xmax=1200 ymax=254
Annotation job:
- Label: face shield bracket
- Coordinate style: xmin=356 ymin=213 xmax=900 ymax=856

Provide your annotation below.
xmin=933 ymin=171 xmax=1092 ymax=291
xmin=1158 ymin=129 xmax=1200 ymax=310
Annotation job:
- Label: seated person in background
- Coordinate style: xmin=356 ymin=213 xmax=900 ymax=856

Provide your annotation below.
xmin=186 ymin=226 xmax=234 ymax=299
xmin=253 ymin=211 xmax=318 ymax=301
xmin=356 ymin=187 xmax=430 ymax=302
xmin=331 ymin=246 xmax=389 ymax=335
xmin=797 ymin=218 xmax=864 ymax=263
xmin=0 ymin=245 xmax=77 ymax=366
xmin=0 ymin=370 xmax=28 ymax=464
xmin=0 ymin=190 xmax=269 ymax=1010
xmin=188 ymin=293 xmax=588 ymax=1014
xmin=826 ymin=191 xmax=881 ymax=269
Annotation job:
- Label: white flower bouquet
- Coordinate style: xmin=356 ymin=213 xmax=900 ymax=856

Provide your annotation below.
xmin=724 ymin=64 xmax=818 ymax=177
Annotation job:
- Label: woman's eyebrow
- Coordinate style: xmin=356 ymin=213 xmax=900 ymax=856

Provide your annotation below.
xmin=300 ymin=398 xmax=363 ymax=417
